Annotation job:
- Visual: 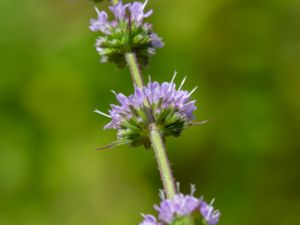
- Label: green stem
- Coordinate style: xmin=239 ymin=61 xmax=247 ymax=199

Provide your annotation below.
xmin=149 ymin=123 xmax=176 ymax=199
xmin=125 ymin=52 xmax=144 ymax=89
xmin=125 ymin=52 xmax=176 ymax=199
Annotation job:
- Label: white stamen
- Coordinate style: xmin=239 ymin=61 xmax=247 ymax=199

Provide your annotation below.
xmin=159 ymin=189 xmax=166 ymax=200
xmin=111 ymin=90 xmax=117 ymax=96
xmin=143 ymin=0 xmax=149 ymax=9
xmin=190 ymin=183 xmax=196 ymax=195
xmin=176 ymin=182 xmax=180 ymax=193
xmin=94 ymin=109 xmax=111 ymax=118
xmin=94 ymin=6 xmax=101 ymax=15
xmin=148 ymin=74 xmax=152 ymax=83
xmin=178 ymin=76 xmax=187 ymax=90
xmin=170 ymin=70 xmax=177 ymax=83
xmin=210 ymin=198 xmax=215 ymax=205
xmin=187 ymin=86 xmax=198 ymax=97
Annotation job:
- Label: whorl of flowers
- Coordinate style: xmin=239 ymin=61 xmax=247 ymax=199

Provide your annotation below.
xmin=140 ymin=185 xmax=221 ymax=225
xmin=95 ymin=73 xmax=198 ymax=149
xmin=89 ymin=0 xmax=164 ymax=68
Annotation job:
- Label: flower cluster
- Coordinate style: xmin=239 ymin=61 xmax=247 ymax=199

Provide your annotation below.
xmin=89 ymin=0 xmax=163 ymax=68
xmin=140 ymin=186 xmax=221 ymax=225
xmin=95 ymin=73 xmax=197 ymax=148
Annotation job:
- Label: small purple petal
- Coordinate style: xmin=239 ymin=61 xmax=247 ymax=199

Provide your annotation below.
xmin=109 ymin=1 xmax=128 ymax=21
xmin=143 ymin=22 xmax=153 ymax=30
xmin=200 ymin=201 xmax=221 ymax=225
xmin=174 ymin=194 xmax=200 ymax=216
xmin=139 ymin=214 xmax=159 ymax=225
xmin=89 ymin=10 xmax=111 ymax=34
xmin=151 ymin=33 xmax=164 ymax=48
xmin=155 ymin=200 xmax=175 ymax=224
xmin=129 ymin=1 xmax=153 ymax=25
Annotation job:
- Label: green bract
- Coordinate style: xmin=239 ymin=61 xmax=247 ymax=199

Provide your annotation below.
xmin=116 ymin=106 xmax=188 ymax=149
xmin=97 ymin=22 xmax=154 ymax=68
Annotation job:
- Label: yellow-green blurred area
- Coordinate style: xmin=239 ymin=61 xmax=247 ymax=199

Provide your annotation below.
xmin=1 ymin=0 xmax=300 ymax=224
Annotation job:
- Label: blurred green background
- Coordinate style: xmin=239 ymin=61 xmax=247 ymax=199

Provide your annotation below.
xmin=1 ymin=0 xmax=300 ymax=224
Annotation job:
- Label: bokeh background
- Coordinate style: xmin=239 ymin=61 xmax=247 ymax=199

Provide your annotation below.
xmin=1 ymin=0 xmax=300 ymax=224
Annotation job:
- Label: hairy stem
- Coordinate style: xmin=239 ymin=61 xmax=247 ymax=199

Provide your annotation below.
xmin=125 ymin=52 xmax=176 ymax=199
xmin=125 ymin=52 xmax=145 ymax=89
xmin=149 ymin=123 xmax=176 ymax=199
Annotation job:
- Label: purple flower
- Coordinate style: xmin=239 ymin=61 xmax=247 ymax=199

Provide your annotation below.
xmin=89 ymin=1 xmax=164 ymax=67
xmin=139 ymin=185 xmax=221 ymax=225
xmin=95 ymin=73 xmax=199 ymax=148
xmin=129 ymin=0 xmax=153 ymax=25
xmin=154 ymin=199 xmax=174 ymax=224
xmin=140 ymin=214 xmax=160 ymax=225
xmin=200 ymin=200 xmax=221 ymax=225
xmin=154 ymin=190 xmax=200 ymax=223
xmin=151 ymin=33 xmax=164 ymax=49
xmin=103 ymin=75 xmax=197 ymax=130
xmin=109 ymin=1 xmax=128 ymax=21
xmin=89 ymin=8 xmax=111 ymax=34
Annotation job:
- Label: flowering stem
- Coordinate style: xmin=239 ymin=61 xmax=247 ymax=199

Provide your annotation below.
xmin=149 ymin=123 xmax=176 ymax=199
xmin=125 ymin=52 xmax=176 ymax=199
xmin=125 ymin=52 xmax=145 ymax=88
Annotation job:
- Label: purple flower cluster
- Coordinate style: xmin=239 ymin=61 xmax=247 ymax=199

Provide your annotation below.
xmin=90 ymin=0 xmax=154 ymax=32
xmin=95 ymin=73 xmax=197 ymax=148
xmin=140 ymin=186 xmax=221 ymax=225
xmin=104 ymin=75 xmax=197 ymax=130
xmin=89 ymin=0 xmax=163 ymax=66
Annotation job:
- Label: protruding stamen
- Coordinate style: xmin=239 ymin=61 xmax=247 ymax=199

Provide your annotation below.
xmin=199 ymin=195 xmax=204 ymax=201
xmin=94 ymin=109 xmax=111 ymax=118
xmin=210 ymin=198 xmax=215 ymax=205
xmin=143 ymin=0 xmax=149 ymax=9
xmin=170 ymin=70 xmax=177 ymax=84
xmin=94 ymin=6 xmax=101 ymax=15
xmin=187 ymin=86 xmax=198 ymax=97
xmin=148 ymin=74 xmax=152 ymax=83
xmin=159 ymin=189 xmax=166 ymax=200
xmin=190 ymin=183 xmax=196 ymax=195
xmin=111 ymin=90 xmax=117 ymax=96
xmin=176 ymin=182 xmax=180 ymax=193
xmin=178 ymin=76 xmax=187 ymax=90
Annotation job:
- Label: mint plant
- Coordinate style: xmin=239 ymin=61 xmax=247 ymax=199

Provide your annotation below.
xmin=89 ymin=1 xmax=221 ymax=224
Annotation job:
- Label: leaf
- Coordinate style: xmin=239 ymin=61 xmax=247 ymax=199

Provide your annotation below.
xmin=96 ymin=139 xmax=131 ymax=150
xmin=188 ymin=120 xmax=210 ymax=126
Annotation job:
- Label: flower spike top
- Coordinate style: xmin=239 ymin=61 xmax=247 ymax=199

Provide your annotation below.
xmin=95 ymin=72 xmax=199 ymax=149
xmin=140 ymin=184 xmax=221 ymax=225
xmin=89 ymin=0 xmax=164 ymax=68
